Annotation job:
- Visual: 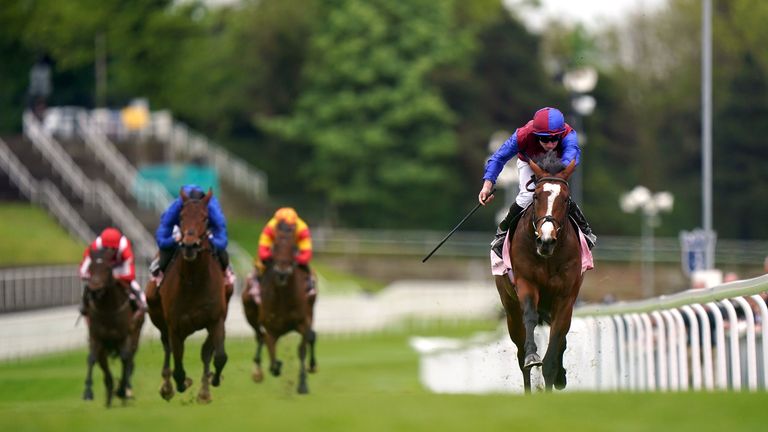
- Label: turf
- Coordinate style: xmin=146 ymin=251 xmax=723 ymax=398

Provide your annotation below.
xmin=0 ymin=204 xmax=84 ymax=266
xmin=0 ymin=320 xmax=766 ymax=432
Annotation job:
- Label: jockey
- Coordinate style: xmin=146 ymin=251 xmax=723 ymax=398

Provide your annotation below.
xmin=78 ymin=227 xmax=147 ymax=316
xmin=251 ymin=207 xmax=315 ymax=295
xmin=150 ymin=184 xmax=230 ymax=277
xmin=478 ymin=107 xmax=597 ymax=258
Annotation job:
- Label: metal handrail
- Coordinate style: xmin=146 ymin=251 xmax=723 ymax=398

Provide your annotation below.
xmin=0 ymin=138 xmax=94 ymax=243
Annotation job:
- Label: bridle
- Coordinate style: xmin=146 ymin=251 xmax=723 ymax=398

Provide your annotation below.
xmin=529 ymin=176 xmax=570 ymax=240
xmin=179 ymin=198 xmax=211 ymax=259
xmin=87 ymin=253 xmax=130 ymax=313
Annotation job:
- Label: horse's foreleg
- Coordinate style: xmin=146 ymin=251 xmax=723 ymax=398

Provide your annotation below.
xmin=197 ymin=333 xmax=214 ymax=404
xmin=116 ymin=339 xmax=134 ymax=402
xmin=211 ymin=318 xmax=227 ymax=387
xmin=96 ymin=351 xmax=113 ymax=408
xmin=543 ymin=298 xmax=575 ymax=391
xmin=159 ymin=331 xmax=175 ymax=401
xmin=83 ymin=349 xmax=96 ymax=401
xmin=297 ymin=327 xmax=310 ymax=394
xmin=307 ymin=328 xmax=317 ymax=373
xmin=265 ymin=332 xmax=282 ymax=377
xmin=494 ymin=276 xmax=531 ymax=393
xmin=517 ymin=281 xmax=541 ymax=370
xmin=169 ymin=330 xmax=191 ymax=393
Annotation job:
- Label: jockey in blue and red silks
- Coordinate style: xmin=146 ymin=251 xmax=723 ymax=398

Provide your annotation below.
xmin=150 ymin=184 xmax=230 ymax=277
xmin=478 ymin=107 xmax=597 ymax=258
xmin=79 ymin=227 xmax=147 ymax=316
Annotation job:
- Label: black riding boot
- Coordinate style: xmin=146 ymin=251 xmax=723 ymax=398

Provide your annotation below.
xmin=491 ymin=202 xmax=526 ymax=258
xmin=217 ymin=248 xmax=230 ymax=271
xmin=79 ymin=284 xmax=89 ymax=316
xmin=568 ymin=199 xmax=597 ymax=249
xmin=152 ymin=247 xmax=175 ymax=277
xmin=298 ymin=263 xmax=315 ymax=292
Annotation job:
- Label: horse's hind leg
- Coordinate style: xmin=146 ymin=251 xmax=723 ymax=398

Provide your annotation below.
xmin=83 ymin=349 xmax=96 ymax=400
xmin=252 ymin=329 xmax=265 ymax=382
xmin=543 ymin=298 xmax=575 ymax=391
xmin=308 ymin=329 xmax=317 ymax=373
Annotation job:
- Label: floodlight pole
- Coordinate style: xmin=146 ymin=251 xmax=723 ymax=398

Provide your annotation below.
xmin=702 ymin=0 xmax=714 ymax=268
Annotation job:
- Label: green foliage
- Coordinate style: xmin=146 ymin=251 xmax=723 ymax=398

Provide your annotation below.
xmin=260 ymin=0 xmax=471 ymax=228
xmin=0 ymin=204 xmax=84 ymax=266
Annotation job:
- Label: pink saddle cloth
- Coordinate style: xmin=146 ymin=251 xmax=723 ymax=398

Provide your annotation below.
xmin=490 ymin=227 xmax=594 ymax=278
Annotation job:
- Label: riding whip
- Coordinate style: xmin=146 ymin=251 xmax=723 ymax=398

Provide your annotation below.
xmin=422 ymin=188 xmax=496 ymax=263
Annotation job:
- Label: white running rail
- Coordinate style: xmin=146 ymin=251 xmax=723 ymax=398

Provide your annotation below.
xmin=0 ymin=138 xmax=94 ymax=243
xmin=574 ymin=273 xmax=768 ymax=391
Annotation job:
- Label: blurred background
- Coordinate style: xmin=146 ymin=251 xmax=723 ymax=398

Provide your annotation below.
xmin=1 ymin=0 xmax=767 ymax=305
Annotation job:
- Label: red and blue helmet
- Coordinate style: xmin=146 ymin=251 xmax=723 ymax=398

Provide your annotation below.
xmin=532 ymin=107 xmax=566 ymax=136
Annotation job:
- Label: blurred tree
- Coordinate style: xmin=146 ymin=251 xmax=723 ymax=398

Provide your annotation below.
xmin=261 ymin=0 xmax=472 ymax=228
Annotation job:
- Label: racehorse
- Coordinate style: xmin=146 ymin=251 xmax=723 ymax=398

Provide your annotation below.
xmin=82 ymin=246 xmax=145 ymax=407
xmin=242 ymin=220 xmax=317 ymax=394
xmin=495 ymin=152 xmax=584 ymax=393
xmin=145 ymin=188 xmax=232 ymax=403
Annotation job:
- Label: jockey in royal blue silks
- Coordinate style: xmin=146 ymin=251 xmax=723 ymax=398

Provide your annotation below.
xmin=477 ymin=107 xmax=596 ymax=258
xmin=150 ymin=184 xmax=230 ymax=276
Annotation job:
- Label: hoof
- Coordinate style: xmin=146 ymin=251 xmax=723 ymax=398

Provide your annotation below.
xmin=270 ymin=360 xmax=283 ymax=377
xmin=211 ymin=373 xmax=222 ymax=387
xmin=308 ymin=365 xmax=318 ymax=374
xmin=555 ymin=367 xmax=567 ymax=390
xmin=160 ymin=381 xmax=175 ymax=401
xmin=83 ymin=389 xmax=94 ymax=401
xmin=297 ymin=382 xmax=309 ymax=394
xmin=524 ymin=353 xmax=542 ymax=370
xmin=197 ymin=391 xmax=212 ymax=404
xmin=252 ymin=367 xmax=264 ymax=383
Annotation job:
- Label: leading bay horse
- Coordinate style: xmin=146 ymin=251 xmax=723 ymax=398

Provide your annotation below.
xmin=495 ymin=152 xmax=584 ymax=392
xmin=82 ymin=246 xmax=145 ymax=407
xmin=145 ymin=188 xmax=232 ymax=403
xmin=242 ymin=220 xmax=317 ymax=394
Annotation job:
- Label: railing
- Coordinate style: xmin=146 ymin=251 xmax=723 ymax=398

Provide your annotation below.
xmin=574 ymin=274 xmax=768 ymax=391
xmin=76 ymin=109 xmax=173 ymax=213
xmin=0 ymin=138 xmax=94 ymax=243
xmin=23 ymin=112 xmax=156 ymax=259
xmin=150 ymin=111 xmax=268 ymax=202
xmin=0 ymin=265 xmax=151 ymax=313
xmin=313 ymin=227 xmax=768 ymax=265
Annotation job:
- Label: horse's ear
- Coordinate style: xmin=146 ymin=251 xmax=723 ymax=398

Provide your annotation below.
xmin=561 ymin=160 xmax=577 ymax=180
xmin=204 ymin=187 xmax=213 ymax=204
xmin=529 ymin=159 xmax=546 ymax=179
xmin=180 ymin=187 xmax=188 ymax=201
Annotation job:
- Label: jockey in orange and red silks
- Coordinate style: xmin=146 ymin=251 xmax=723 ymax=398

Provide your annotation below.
xmin=247 ymin=207 xmax=316 ymax=304
xmin=478 ymin=107 xmax=596 ymax=258
xmin=78 ymin=227 xmax=146 ymax=316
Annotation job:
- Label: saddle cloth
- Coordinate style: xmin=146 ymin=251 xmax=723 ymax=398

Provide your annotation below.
xmin=490 ymin=227 xmax=594 ymax=278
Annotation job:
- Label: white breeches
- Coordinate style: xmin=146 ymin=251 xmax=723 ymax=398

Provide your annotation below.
xmin=515 ymin=159 xmax=536 ymax=207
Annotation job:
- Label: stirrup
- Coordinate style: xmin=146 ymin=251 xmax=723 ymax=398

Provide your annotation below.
xmin=490 ymin=230 xmax=507 ymax=258
xmin=584 ymin=232 xmax=597 ymax=249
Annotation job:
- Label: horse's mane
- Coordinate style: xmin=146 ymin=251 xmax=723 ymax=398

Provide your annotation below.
xmin=532 ymin=151 xmax=565 ymax=175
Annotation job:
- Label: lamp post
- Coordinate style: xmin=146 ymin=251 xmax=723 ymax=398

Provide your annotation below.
xmin=620 ymin=186 xmax=674 ymax=298
xmin=562 ymin=67 xmax=598 ymax=203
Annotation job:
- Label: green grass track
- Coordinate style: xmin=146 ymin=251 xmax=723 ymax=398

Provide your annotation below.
xmin=0 ymin=320 xmax=765 ymax=432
